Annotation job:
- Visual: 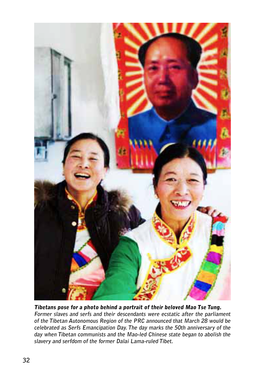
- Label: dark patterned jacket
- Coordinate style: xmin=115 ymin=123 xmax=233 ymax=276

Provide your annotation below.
xmin=34 ymin=180 xmax=144 ymax=300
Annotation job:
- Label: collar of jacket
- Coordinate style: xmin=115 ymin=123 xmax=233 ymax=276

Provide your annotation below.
xmin=34 ymin=179 xmax=133 ymax=215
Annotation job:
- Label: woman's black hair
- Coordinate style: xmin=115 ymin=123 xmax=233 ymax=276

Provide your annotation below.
xmin=62 ymin=132 xmax=110 ymax=168
xmin=153 ymin=143 xmax=207 ymax=187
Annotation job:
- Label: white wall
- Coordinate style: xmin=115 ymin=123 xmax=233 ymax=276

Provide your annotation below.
xmin=34 ymin=23 xmax=116 ymax=165
xmin=34 ymin=23 xmax=231 ymax=220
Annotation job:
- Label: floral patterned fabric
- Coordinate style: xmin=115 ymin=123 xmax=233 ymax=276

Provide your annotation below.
xmin=66 ymin=189 xmax=105 ymax=300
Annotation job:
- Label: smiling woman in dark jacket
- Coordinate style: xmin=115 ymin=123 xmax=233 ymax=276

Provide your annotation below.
xmin=34 ymin=133 xmax=144 ymax=300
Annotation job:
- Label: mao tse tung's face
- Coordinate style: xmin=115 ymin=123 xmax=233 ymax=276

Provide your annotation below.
xmin=144 ymin=37 xmax=198 ymax=119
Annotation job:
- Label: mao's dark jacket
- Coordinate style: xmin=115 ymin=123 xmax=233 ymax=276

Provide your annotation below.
xmin=34 ymin=180 xmax=144 ymax=300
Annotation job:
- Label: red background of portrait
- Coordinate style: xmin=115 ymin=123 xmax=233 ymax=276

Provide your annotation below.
xmin=113 ymin=23 xmax=231 ymax=171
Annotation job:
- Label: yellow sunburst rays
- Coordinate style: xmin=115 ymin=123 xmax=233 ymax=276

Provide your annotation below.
xmin=198 ymin=84 xmax=217 ymax=99
xmin=187 ymin=23 xmax=200 ymax=38
xmin=125 ymin=22 xmax=180 ymax=116
xmin=152 ymin=23 xmax=162 ymax=35
xmin=126 ymin=76 xmax=143 ymax=88
xmin=126 ymin=70 xmax=143 ymax=77
xmin=199 ymin=47 xmax=218 ymax=71
xmin=171 ymin=23 xmax=177 ymax=32
xmin=202 ymin=48 xmax=218 ymax=59
xmin=125 ymin=61 xmax=141 ymax=68
xmin=127 ymin=85 xmax=144 ymax=101
xmin=139 ymin=23 xmax=154 ymax=39
xmin=198 ymin=62 xmax=218 ymax=111
xmin=201 ymin=33 xmax=218 ymax=49
xmin=163 ymin=23 xmax=178 ymax=33
xmin=193 ymin=91 xmax=217 ymax=114
xmin=124 ymin=23 xmax=146 ymax=45
xmin=125 ymin=50 xmax=138 ymax=60
xmin=199 ymin=75 xmax=218 ymax=86
xmin=195 ymin=23 xmax=217 ymax=43
xmin=180 ymin=23 xmax=188 ymax=34
xmin=127 ymin=92 xmax=149 ymax=117
xmin=198 ymin=24 xmax=219 ymax=109
xmin=194 ymin=25 xmax=219 ymax=113
xmin=126 ymin=74 xmax=150 ymax=115
xmin=124 ymin=36 xmax=140 ymax=51
xmin=163 ymin=23 xmax=169 ymax=33
xmin=199 ymin=57 xmax=218 ymax=68
xmin=198 ymin=68 xmax=218 ymax=76
xmin=194 ymin=61 xmax=218 ymax=114
xmin=126 ymin=22 xmax=175 ymax=115
xmin=124 ymin=23 xmax=220 ymax=116
xmin=195 ymin=58 xmax=218 ymax=113
xmin=124 ymin=24 xmax=149 ymax=116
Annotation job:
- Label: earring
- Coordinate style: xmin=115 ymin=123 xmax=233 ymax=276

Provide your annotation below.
xmin=154 ymin=193 xmax=158 ymax=199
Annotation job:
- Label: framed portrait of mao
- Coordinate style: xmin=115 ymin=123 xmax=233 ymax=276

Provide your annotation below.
xmin=113 ymin=23 xmax=230 ymax=171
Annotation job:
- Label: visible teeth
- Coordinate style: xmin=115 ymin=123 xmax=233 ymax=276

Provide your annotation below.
xmin=171 ymin=201 xmax=190 ymax=207
xmin=75 ymin=173 xmax=90 ymax=178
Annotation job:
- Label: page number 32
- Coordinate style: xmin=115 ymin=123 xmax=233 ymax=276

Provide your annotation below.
xmin=23 ymin=357 xmax=30 ymax=363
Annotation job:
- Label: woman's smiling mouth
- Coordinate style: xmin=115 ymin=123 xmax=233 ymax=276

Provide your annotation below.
xmin=74 ymin=173 xmax=91 ymax=180
xmin=171 ymin=200 xmax=191 ymax=209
